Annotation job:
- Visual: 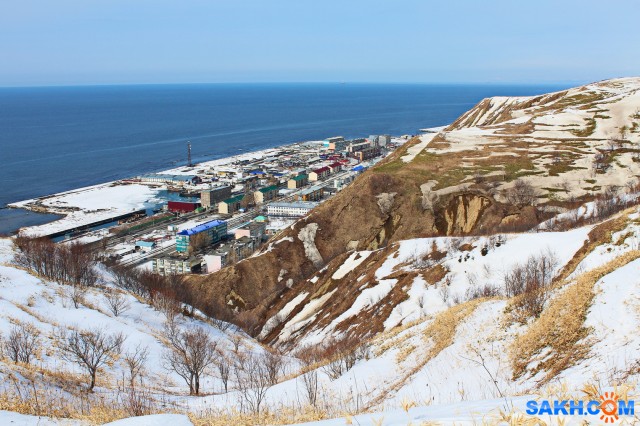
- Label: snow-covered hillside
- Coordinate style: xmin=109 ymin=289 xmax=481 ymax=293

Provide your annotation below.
xmin=421 ymin=77 xmax=640 ymax=201
xmin=0 ymin=237 xmax=270 ymax=423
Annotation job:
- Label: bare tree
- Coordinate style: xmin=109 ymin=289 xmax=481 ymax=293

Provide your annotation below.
xmin=67 ymin=283 xmax=87 ymax=309
xmin=163 ymin=327 xmax=218 ymax=395
xmin=104 ymin=289 xmax=131 ymax=317
xmin=263 ymin=348 xmax=285 ymax=386
xmin=2 ymin=323 xmax=40 ymax=365
xmin=123 ymin=343 xmax=149 ymax=386
xmin=297 ymin=346 xmax=322 ymax=407
xmin=13 ymin=237 xmax=97 ymax=287
xmin=60 ymin=328 xmax=125 ymax=391
xmin=230 ymin=333 xmax=243 ymax=354
xmin=234 ymin=352 xmax=274 ymax=414
xmin=215 ymin=349 xmax=231 ymax=393
xmin=110 ymin=265 xmax=146 ymax=298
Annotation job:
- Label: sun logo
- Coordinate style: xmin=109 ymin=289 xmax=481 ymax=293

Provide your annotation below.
xmin=600 ymin=391 xmax=619 ymax=423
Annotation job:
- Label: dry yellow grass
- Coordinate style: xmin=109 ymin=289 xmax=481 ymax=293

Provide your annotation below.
xmin=366 ymin=298 xmax=487 ymax=409
xmin=555 ymin=211 xmax=632 ymax=282
xmin=511 ymin=250 xmax=640 ymax=384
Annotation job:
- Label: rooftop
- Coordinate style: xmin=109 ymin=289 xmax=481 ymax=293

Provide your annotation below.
xmin=221 ymin=194 xmax=245 ymax=204
xmin=299 ymin=187 xmax=323 ymax=195
xmin=258 ymin=185 xmax=279 ymax=193
xmin=139 ymin=173 xmax=198 ymax=181
xmin=290 ymin=174 xmax=308 ymax=181
xmin=177 ymin=219 xmax=227 ymax=236
xmin=268 ymin=201 xmax=319 ymax=209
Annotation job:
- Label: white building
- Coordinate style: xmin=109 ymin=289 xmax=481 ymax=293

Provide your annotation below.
xmin=266 ymin=202 xmax=319 ymax=218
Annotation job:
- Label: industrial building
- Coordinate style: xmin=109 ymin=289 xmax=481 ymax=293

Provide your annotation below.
xmin=267 ymin=201 xmax=319 ymax=218
xmin=167 ymin=201 xmax=201 ymax=213
xmin=287 ymin=174 xmax=308 ymax=189
xmin=200 ymin=186 xmax=232 ymax=208
xmin=139 ymin=174 xmax=200 ymax=186
xmin=254 ymin=184 xmax=279 ymax=204
xmin=218 ymin=194 xmax=245 ymax=214
xmin=176 ymin=219 xmax=227 ymax=253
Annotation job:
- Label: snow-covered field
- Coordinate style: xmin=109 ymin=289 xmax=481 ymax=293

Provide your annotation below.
xmin=11 ymin=183 xmax=164 ymax=237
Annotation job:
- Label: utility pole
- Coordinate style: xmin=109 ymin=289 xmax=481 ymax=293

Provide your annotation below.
xmin=187 ymin=141 xmax=192 ymax=167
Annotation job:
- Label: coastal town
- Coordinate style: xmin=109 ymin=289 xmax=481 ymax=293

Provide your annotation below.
xmin=10 ymin=133 xmax=409 ymax=275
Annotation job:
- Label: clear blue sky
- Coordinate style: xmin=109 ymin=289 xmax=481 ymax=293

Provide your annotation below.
xmin=1 ymin=0 xmax=638 ymax=86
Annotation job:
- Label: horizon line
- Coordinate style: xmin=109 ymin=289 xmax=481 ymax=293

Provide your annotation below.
xmin=0 ymin=79 xmax=593 ymax=90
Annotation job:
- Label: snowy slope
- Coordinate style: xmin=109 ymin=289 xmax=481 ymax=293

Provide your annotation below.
xmin=0 ymin=238 xmax=264 ymax=400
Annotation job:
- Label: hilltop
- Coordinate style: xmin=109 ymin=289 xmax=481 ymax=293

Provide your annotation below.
xmin=188 ymin=77 xmax=640 ymax=344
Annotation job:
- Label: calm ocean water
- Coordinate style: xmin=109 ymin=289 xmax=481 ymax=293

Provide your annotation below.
xmin=0 ymin=83 xmax=567 ymax=233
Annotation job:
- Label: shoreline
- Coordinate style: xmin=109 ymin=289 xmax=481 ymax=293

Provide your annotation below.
xmin=7 ymin=135 xmax=409 ymax=237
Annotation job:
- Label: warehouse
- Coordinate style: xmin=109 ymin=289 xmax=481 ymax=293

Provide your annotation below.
xmin=167 ymin=201 xmax=201 ymax=213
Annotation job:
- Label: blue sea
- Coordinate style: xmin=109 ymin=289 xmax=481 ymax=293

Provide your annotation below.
xmin=0 ymin=83 xmax=568 ymax=234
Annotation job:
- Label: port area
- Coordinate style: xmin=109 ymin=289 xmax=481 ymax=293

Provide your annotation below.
xmin=9 ymin=134 xmax=412 ymax=273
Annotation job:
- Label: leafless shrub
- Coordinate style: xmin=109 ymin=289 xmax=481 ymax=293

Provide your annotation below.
xmin=215 ymin=349 xmax=231 ymax=393
xmin=504 ymin=250 xmax=558 ymax=318
xmin=438 ymin=282 xmax=450 ymax=304
xmin=504 ymin=179 xmax=538 ymax=206
xmin=230 ymin=334 xmax=243 ymax=354
xmin=60 ymin=328 xmax=125 ymax=391
xmin=263 ymin=348 xmax=285 ymax=386
xmin=464 ymin=283 xmax=501 ymax=301
xmin=234 ymin=352 xmax=274 ymax=413
xmin=2 ymin=323 xmax=40 ymax=365
xmin=104 ymin=289 xmax=131 ymax=317
xmin=123 ymin=344 xmax=149 ymax=386
xmin=594 ymin=186 xmax=622 ymax=219
xmin=120 ymin=383 xmax=154 ymax=417
xmin=163 ymin=326 xmax=217 ymax=395
xmin=66 ymin=283 xmax=87 ymax=309
xmin=297 ymin=346 xmax=322 ymax=407
xmin=319 ymin=336 xmax=366 ymax=380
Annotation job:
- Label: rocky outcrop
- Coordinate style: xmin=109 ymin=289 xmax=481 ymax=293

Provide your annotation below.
xmin=443 ymin=193 xmax=492 ymax=234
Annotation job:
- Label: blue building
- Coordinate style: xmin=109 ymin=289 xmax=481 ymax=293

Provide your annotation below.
xmin=176 ymin=220 xmax=227 ymax=253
